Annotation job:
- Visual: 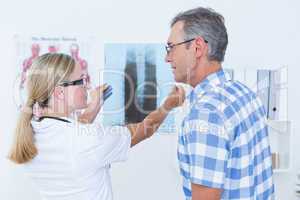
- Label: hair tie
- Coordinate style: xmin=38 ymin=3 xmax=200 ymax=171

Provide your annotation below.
xmin=33 ymin=102 xmax=43 ymax=119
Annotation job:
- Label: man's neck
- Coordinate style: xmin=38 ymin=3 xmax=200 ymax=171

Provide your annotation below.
xmin=189 ymin=60 xmax=221 ymax=87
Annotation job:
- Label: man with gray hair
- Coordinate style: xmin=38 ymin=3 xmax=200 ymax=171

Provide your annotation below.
xmin=165 ymin=7 xmax=274 ymax=199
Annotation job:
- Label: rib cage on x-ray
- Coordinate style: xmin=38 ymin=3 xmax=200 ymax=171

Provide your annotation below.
xmin=124 ymin=47 xmax=157 ymax=123
xmin=103 ymin=44 xmax=175 ymax=131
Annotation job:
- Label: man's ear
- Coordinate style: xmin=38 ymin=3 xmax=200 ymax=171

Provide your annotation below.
xmin=53 ymin=86 xmax=65 ymax=100
xmin=194 ymin=36 xmax=208 ymax=58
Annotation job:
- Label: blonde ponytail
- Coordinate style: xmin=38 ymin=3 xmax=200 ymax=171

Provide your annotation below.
xmin=9 ymin=99 xmax=37 ymax=163
xmin=8 ymin=53 xmax=75 ymax=164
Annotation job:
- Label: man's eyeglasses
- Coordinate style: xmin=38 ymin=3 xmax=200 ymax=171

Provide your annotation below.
xmin=165 ymin=38 xmax=208 ymax=54
xmin=59 ymin=78 xmax=88 ymax=87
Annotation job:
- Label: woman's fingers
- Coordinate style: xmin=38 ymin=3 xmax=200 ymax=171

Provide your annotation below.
xmin=172 ymin=85 xmax=185 ymax=106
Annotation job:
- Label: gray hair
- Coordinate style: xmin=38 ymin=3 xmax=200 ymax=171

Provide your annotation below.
xmin=171 ymin=7 xmax=228 ymax=62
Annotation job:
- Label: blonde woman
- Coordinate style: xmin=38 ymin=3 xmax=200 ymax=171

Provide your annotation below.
xmin=9 ymin=53 xmax=184 ymax=200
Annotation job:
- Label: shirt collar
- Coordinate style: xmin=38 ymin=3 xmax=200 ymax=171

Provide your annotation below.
xmin=188 ymin=68 xmax=232 ymax=103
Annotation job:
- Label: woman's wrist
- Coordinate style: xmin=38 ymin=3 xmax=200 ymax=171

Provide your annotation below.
xmin=162 ymin=99 xmax=175 ymax=112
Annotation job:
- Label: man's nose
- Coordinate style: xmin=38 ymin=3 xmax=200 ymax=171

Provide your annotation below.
xmin=165 ymin=53 xmax=171 ymax=63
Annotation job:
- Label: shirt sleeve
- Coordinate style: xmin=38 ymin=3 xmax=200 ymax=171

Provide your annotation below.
xmin=184 ymin=105 xmax=230 ymax=189
xmin=75 ymin=123 xmax=131 ymax=167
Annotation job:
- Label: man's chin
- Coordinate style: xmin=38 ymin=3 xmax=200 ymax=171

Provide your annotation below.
xmin=174 ymin=76 xmax=186 ymax=84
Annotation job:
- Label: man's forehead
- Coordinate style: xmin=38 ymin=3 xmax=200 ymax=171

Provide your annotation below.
xmin=168 ymin=21 xmax=184 ymax=42
xmin=172 ymin=20 xmax=185 ymax=30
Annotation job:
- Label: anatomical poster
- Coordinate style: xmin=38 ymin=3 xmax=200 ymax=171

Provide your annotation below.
xmin=14 ymin=35 xmax=94 ymax=109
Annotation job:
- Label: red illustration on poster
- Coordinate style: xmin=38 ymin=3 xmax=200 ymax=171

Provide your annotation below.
xmin=20 ymin=43 xmax=40 ymax=88
xmin=14 ymin=36 xmax=95 ymax=109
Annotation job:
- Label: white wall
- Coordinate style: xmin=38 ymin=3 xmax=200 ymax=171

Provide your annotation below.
xmin=1 ymin=0 xmax=300 ymax=199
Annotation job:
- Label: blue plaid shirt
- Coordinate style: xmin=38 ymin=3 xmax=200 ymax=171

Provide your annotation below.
xmin=178 ymin=69 xmax=274 ymax=200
